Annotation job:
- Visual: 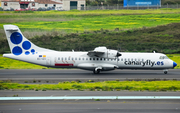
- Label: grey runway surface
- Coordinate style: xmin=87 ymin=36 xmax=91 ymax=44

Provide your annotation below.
xmin=0 ymin=100 xmax=180 ymax=113
xmin=0 ymin=69 xmax=180 ymax=81
xmin=1 ymin=69 xmax=180 ymax=113
xmin=1 ymin=91 xmax=180 ymax=97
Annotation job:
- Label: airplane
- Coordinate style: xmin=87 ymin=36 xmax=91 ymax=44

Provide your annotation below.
xmin=3 ymin=25 xmax=177 ymax=74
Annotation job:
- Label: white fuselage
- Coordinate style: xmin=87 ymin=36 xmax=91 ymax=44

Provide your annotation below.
xmin=3 ymin=51 xmax=174 ymax=71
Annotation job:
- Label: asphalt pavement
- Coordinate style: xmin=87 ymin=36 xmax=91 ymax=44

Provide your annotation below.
xmin=0 ymin=69 xmax=180 ymax=82
xmin=0 ymin=69 xmax=180 ymax=113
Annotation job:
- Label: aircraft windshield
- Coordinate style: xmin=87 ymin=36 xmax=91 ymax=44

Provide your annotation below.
xmin=159 ymin=56 xmax=169 ymax=59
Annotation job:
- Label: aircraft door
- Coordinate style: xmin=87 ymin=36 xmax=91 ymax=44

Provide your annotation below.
xmin=46 ymin=57 xmax=51 ymax=65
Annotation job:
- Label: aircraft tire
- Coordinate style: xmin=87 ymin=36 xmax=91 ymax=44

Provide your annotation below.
xmin=93 ymin=70 xmax=100 ymax=74
xmin=164 ymin=71 xmax=168 ymax=74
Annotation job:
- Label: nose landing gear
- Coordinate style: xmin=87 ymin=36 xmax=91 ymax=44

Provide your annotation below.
xmin=163 ymin=69 xmax=168 ymax=74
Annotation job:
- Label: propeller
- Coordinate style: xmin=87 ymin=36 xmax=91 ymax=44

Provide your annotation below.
xmin=116 ymin=52 xmax=121 ymax=57
xmin=116 ymin=51 xmax=122 ymax=64
xmin=116 ymin=45 xmax=122 ymax=59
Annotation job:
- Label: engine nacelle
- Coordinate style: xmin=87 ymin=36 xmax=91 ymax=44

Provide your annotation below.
xmin=103 ymin=49 xmax=119 ymax=59
xmin=94 ymin=47 xmax=121 ymax=59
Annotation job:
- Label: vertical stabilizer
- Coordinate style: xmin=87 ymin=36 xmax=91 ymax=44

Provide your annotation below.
xmin=3 ymin=25 xmax=51 ymax=56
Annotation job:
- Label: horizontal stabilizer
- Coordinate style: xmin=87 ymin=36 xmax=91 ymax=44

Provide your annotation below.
xmin=6 ymin=28 xmax=18 ymax=31
xmin=5 ymin=25 xmax=18 ymax=31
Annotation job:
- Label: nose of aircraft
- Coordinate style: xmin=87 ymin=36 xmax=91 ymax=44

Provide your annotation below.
xmin=173 ymin=62 xmax=177 ymax=68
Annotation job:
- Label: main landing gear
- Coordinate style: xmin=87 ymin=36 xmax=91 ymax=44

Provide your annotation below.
xmin=163 ymin=69 xmax=168 ymax=74
xmin=93 ymin=69 xmax=100 ymax=74
xmin=93 ymin=67 xmax=102 ymax=74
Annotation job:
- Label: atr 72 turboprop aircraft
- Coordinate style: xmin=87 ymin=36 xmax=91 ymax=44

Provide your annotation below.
xmin=3 ymin=25 xmax=177 ymax=74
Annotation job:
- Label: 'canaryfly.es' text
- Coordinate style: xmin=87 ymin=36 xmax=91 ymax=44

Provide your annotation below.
xmin=124 ymin=60 xmax=164 ymax=67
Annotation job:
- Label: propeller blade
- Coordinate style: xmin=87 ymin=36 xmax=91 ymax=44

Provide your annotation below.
xmin=116 ymin=52 xmax=121 ymax=57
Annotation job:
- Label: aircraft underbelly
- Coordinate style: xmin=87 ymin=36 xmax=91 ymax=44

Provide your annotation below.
xmin=77 ymin=63 xmax=117 ymax=71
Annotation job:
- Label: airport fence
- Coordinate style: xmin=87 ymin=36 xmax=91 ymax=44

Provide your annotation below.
xmin=1 ymin=4 xmax=180 ymax=11
xmin=82 ymin=4 xmax=180 ymax=10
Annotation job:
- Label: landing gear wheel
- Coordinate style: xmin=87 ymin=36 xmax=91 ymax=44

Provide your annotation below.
xmin=97 ymin=70 xmax=100 ymax=74
xmin=93 ymin=70 xmax=100 ymax=74
xmin=163 ymin=69 xmax=168 ymax=74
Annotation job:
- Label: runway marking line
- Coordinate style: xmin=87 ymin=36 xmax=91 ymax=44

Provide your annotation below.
xmin=0 ymin=96 xmax=180 ymax=100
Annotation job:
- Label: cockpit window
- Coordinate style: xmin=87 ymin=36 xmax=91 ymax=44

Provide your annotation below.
xmin=159 ymin=56 xmax=169 ymax=59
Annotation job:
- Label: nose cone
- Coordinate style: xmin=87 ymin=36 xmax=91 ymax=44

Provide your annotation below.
xmin=173 ymin=62 xmax=177 ymax=68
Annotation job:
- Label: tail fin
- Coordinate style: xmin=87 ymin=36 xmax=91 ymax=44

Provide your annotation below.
xmin=3 ymin=25 xmax=50 ymax=56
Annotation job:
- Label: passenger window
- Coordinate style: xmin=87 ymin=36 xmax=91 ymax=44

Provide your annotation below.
xmin=75 ymin=58 xmax=77 ymax=60
xmin=100 ymin=58 xmax=102 ymax=60
xmin=121 ymin=58 xmax=123 ymax=61
xmin=65 ymin=58 xmax=67 ymax=60
xmin=104 ymin=58 xmax=106 ymax=60
xmin=86 ymin=58 xmax=88 ymax=60
xmin=58 ymin=57 xmax=60 ymax=60
xmin=93 ymin=58 xmax=95 ymax=60
xmin=125 ymin=58 xmax=126 ymax=61
xmin=90 ymin=58 xmax=92 ymax=60
xmin=82 ymin=58 xmax=84 ymax=60
xmin=131 ymin=58 xmax=133 ymax=61
xmin=97 ymin=58 xmax=99 ymax=60
xmin=142 ymin=59 xmax=144 ymax=62
xmin=68 ymin=57 xmax=70 ymax=60
xmin=61 ymin=58 xmax=63 ymax=60
xmin=135 ymin=58 xmax=136 ymax=61
xmin=79 ymin=58 xmax=81 ymax=60
xmin=72 ymin=58 xmax=74 ymax=60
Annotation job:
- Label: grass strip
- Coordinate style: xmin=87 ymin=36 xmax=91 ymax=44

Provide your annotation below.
xmin=1 ymin=9 xmax=180 ymax=34
xmin=1 ymin=13 xmax=180 ymax=33
xmin=0 ymin=80 xmax=180 ymax=91
xmin=0 ymin=54 xmax=47 ymax=69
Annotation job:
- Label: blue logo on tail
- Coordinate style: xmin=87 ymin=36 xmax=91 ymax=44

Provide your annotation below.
xmin=12 ymin=46 xmax=22 ymax=55
xmin=10 ymin=32 xmax=22 ymax=44
xmin=10 ymin=32 xmax=36 ymax=56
